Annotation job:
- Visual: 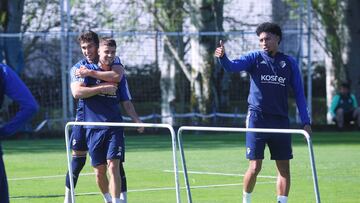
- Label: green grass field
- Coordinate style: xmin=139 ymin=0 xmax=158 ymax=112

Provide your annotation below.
xmin=2 ymin=131 xmax=360 ymax=203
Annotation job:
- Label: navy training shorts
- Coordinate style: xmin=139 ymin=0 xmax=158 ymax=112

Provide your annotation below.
xmin=245 ymin=110 xmax=293 ymax=160
xmin=86 ymin=127 xmax=125 ymax=167
xmin=70 ymin=125 xmax=88 ymax=151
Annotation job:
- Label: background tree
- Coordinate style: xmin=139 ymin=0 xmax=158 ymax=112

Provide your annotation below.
xmin=146 ymin=0 xmax=226 ymax=117
xmin=344 ymin=0 xmax=360 ymax=101
xmin=152 ymin=0 xmax=185 ymax=124
xmin=22 ymin=0 xmax=124 ymax=77
xmin=212 ymin=0 xmax=229 ymax=111
xmin=186 ymin=0 xmax=224 ymax=115
xmin=311 ymin=0 xmax=360 ymax=122
xmin=0 ymin=0 xmax=25 ymax=73
xmin=312 ymin=0 xmax=346 ymax=88
xmin=22 ymin=0 xmax=61 ymax=77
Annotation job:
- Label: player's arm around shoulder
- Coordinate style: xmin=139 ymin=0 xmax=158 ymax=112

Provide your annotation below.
xmin=88 ymin=65 xmax=124 ymax=82
xmin=110 ymin=64 xmax=125 ymax=82
xmin=76 ymin=62 xmax=124 ymax=83
xmin=70 ymin=81 xmax=118 ymax=99
xmin=70 ymin=65 xmax=118 ymax=99
xmin=70 ymin=81 xmax=87 ymax=99
xmin=70 ymin=65 xmax=87 ymax=99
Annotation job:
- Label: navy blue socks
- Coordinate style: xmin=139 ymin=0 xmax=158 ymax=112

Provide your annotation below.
xmin=65 ymin=156 xmax=86 ymax=189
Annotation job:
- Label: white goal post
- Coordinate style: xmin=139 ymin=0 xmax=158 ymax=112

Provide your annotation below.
xmin=64 ymin=122 xmax=181 ymax=203
xmin=177 ymin=126 xmax=321 ymax=203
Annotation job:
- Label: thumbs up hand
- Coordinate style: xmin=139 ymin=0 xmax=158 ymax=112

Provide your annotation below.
xmin=214 ymin=40 xmax=225 ymax=58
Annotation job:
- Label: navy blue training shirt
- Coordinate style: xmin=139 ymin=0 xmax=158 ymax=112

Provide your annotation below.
xmin=80 ymin=63 xmax=131 ymax=128
xmin=219 ymin=51 xmax=310 ymax=126
xmin=69 ymin=56 xmax=123 ymax=122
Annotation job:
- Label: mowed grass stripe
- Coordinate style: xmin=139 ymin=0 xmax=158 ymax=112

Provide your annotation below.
xmin=2 ymin=131 xmax=360 ymax=202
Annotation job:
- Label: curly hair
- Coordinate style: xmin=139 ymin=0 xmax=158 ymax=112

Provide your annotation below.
xmin=256 ymin=22 xmax=282 ymax=43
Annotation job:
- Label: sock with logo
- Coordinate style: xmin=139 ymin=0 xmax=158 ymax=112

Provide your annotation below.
xmin=243 ymin=191 xmax=251 ymax=203
xmin=65 ymin=156 xmax=86 ymax=189
xmin=277 ymin=195 xmax=288 ymax=203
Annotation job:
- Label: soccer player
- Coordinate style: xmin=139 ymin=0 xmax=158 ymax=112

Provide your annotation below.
xmin=215 ymin=22 xmax=312 ymax=203
xmin=0 ymin=63 xmax=38 ymax=203
xmin=65 ymin=31 xmax=128 ymax=203
xmin=73 ymin=37 xmax=143 ymax=203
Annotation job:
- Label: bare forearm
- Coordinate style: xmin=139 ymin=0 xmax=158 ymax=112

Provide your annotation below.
xmin=89 ymin=65 xmax=124 ymax=82
xmin=122 ymin=101 xmax=141 ymax=123
xmin=72 ymin=86 xmax=102 ymax=99
xmin=71 ymin=83 xmax=102 ymax=99
xmin=89 ymin=70 xmax=120 ymax=82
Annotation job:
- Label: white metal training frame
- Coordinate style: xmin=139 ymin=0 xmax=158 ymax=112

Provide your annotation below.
xmin=65 ymin=122 xmax=181 ymax=203
xmin=177 ymin=126 xmax=321 ymax=203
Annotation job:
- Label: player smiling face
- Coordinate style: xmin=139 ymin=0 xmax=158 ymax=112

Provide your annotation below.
xmin=98 ymin=44 xmax=116 ymax=67
xmin=98 ymin=38 xmax=117 ymax=68
xmin=80 ymin=41 xmax=98 ymax=64
xmin=258 ymin=32 xmax=280 ymax=56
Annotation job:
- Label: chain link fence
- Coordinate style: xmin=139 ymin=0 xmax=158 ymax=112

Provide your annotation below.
xmin=1 ymin=30 xmax=321 ymax=131
xmin=1 ymin=0 xmax=327 ymax=134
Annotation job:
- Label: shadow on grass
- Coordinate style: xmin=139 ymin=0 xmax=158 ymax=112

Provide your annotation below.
xmin=10 ymin=192 xmax=98 ymax=200
xmin=2 ymin=131 xmax=359 ymax=155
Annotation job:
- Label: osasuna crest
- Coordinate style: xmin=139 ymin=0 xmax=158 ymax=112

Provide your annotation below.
xmin=279 ymin=61 xmax=286 ymax=68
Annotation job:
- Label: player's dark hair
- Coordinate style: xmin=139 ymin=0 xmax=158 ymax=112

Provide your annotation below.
xmin=78 ymin=30 xmax=99 ymax=47
xmin=99 ymin=37 xmax=117 ymax=48
xmin=256 ymin=22 xmax=282 ymax=43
